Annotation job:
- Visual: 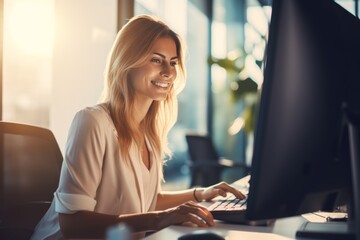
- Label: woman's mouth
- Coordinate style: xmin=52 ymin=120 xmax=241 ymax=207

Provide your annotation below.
xmin=151 ymin=80 xmax=170 ymax=88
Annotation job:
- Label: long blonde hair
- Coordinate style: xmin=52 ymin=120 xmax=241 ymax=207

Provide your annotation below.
xmin=101 ymin=15 xmax=186 ymax=171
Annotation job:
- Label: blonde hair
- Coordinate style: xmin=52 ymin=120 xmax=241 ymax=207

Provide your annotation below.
xmin=101 ymin=15 xmax=186 ymax=175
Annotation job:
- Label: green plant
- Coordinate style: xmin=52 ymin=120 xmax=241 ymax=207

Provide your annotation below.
xmin=207 ymin=2 xmax=269 ymax=134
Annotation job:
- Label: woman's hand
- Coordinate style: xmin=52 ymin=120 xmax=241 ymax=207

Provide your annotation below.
xmin=156 ymin=201 xmax=215 ymax=230
xmin=196 ymin=182 xmax=246 ymax=202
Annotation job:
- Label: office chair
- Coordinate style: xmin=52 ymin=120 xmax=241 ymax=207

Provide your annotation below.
xmin=0 ymin=122 xmax=63 ymax=240
xmin=185 ymin=134 xmax=250 ymax=187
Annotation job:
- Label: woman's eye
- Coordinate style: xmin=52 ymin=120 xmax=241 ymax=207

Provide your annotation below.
xmin=151 ymin=58 xmax=161 ymax=63
xmin=170 ymin=61 xmax=178 ymax=67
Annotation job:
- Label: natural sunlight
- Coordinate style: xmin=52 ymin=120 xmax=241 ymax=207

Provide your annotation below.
xmin=6 ymin=0 xmax=54 ymax=56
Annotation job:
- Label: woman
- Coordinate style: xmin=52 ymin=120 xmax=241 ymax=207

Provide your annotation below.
xmin=31 ymin=15 xmax=245 ymax=239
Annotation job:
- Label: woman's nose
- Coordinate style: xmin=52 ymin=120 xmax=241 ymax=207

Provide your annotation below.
xmin=160 ymin=62 xmax=172 ymax=78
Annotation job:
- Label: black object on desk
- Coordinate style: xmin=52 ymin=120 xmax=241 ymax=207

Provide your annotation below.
xmin=178 ymin=230 xmax=225 ymax=240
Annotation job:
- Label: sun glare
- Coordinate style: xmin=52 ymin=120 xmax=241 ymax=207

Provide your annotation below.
xmin=6 ymin=0 xmax=54 ymax=56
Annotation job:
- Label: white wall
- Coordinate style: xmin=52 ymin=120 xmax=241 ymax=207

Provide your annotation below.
xmin=50 ymin=0 xmax=117 ymax=152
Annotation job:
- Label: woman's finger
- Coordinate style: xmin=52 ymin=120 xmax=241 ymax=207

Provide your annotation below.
xmin=203 ymin=182 xmax=246 ymax=200
xmin=216 ymin=182 xmax=246 ymax=199
xmin=176 ymin=202 xmax=214 ymax=226
xmin=187 ymin=214 xmax=210 ymax=227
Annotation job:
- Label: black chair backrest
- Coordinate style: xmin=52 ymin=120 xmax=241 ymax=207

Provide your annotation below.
xmin=185 ymin=134 xmax=224 ymax=187
xmin=0 ymin=122 xmax=63 ymax=239
xmin=185 ymin=134 xmax=220 ymax=163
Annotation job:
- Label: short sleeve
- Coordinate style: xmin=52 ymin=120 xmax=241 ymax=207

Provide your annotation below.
xmin=55 ymin=108 xmax=106 ymax=214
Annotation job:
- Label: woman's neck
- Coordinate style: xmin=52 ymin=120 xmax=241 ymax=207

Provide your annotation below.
xmin=133 ymin=98 xmax=153 ymax=125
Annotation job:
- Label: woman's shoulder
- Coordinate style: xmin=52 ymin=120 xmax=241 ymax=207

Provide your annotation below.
xmin=72 ymin=103 xmax=114 ymax=130
xmin=77 ymin=103 xmax=110 ymax=119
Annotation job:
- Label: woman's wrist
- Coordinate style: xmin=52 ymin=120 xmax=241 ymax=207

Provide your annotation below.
xmin=193 ymin=188 xmax=204 ymax=202
xmin=152 ymin=210 xmax=169 ymax=231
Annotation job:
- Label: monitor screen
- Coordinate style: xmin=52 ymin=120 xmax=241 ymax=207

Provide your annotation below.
xmin=246 ymin=0 xmax=360 ymax=239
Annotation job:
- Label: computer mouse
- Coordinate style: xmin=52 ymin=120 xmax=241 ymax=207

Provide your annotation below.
xmin=178 ymin=230 xmax=225 ymax=240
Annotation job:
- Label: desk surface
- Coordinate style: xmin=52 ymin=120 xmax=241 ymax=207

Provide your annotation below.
xmin=144 ymin=175 xmax=304 ymax=240
xmin=144 ymin=215 xmax=306 ymax=239
xmin=143 ymin=209 xmax=347 ymax=240
xmin=144 ymin=176 xmax=345 ymax=240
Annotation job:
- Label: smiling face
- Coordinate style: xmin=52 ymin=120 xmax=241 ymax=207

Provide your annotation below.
xmin=129 ymin=37 xmax=178 ymax=106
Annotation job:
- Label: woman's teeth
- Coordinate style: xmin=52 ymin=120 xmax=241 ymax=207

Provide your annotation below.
xmin=152 ymin=81 xmax=169 ymax=88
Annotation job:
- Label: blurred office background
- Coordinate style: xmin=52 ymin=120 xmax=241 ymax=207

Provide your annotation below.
xmin=1 ymin=0 xmax=359 ymax=189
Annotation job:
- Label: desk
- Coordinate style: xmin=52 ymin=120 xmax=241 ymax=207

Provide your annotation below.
xmin=145 ymin=175 xmax=305 ymax=239
xmin=144 ymin=215 xmax=306 ymax=239
xmin=143 ymin=210 xmax=349 ymax=239
xmin=144 ymin=175 xmax=348 ymax=239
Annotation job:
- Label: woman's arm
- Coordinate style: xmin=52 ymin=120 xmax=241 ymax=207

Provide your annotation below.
xmin=156 ymin=182 xmax=246 ymax=210
xmin=59 ymin=211 xmax=159 ymax=239
xmin=156 ymin=189 xmax=200 ymax=210
xmin=59 ymin=202 xmax=215 ymax=239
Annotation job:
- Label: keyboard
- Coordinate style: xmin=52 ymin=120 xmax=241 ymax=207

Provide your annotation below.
xmin=208 ymin=195 xmax=271 ymax=226
xmin=207 ymin=194 xmax=249 ymax=224
xmin=206 ymin=175 xmax=272 ymax=226
xmin=208 ymin=195 xmax=248 ymax=212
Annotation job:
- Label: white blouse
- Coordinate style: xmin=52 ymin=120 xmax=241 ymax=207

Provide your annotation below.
xmin=31 ymin=104 xmax=162 ymax=240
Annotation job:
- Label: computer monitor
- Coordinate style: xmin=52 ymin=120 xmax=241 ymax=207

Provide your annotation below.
xmin=245 ymin=0 xmax=360 ymax=239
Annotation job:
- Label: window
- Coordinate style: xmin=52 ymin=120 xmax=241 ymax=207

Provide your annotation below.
xmin=3 ymin=0 xmax=117 ymax=152
xmin=3 ymin=0 xmax=55 ymax=127
xmin=210 ymin=0 xmax=270 ymax=181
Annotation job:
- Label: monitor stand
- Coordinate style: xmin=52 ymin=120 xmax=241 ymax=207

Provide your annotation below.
xmin=296 ymin=107 xmax=360 ymax=240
